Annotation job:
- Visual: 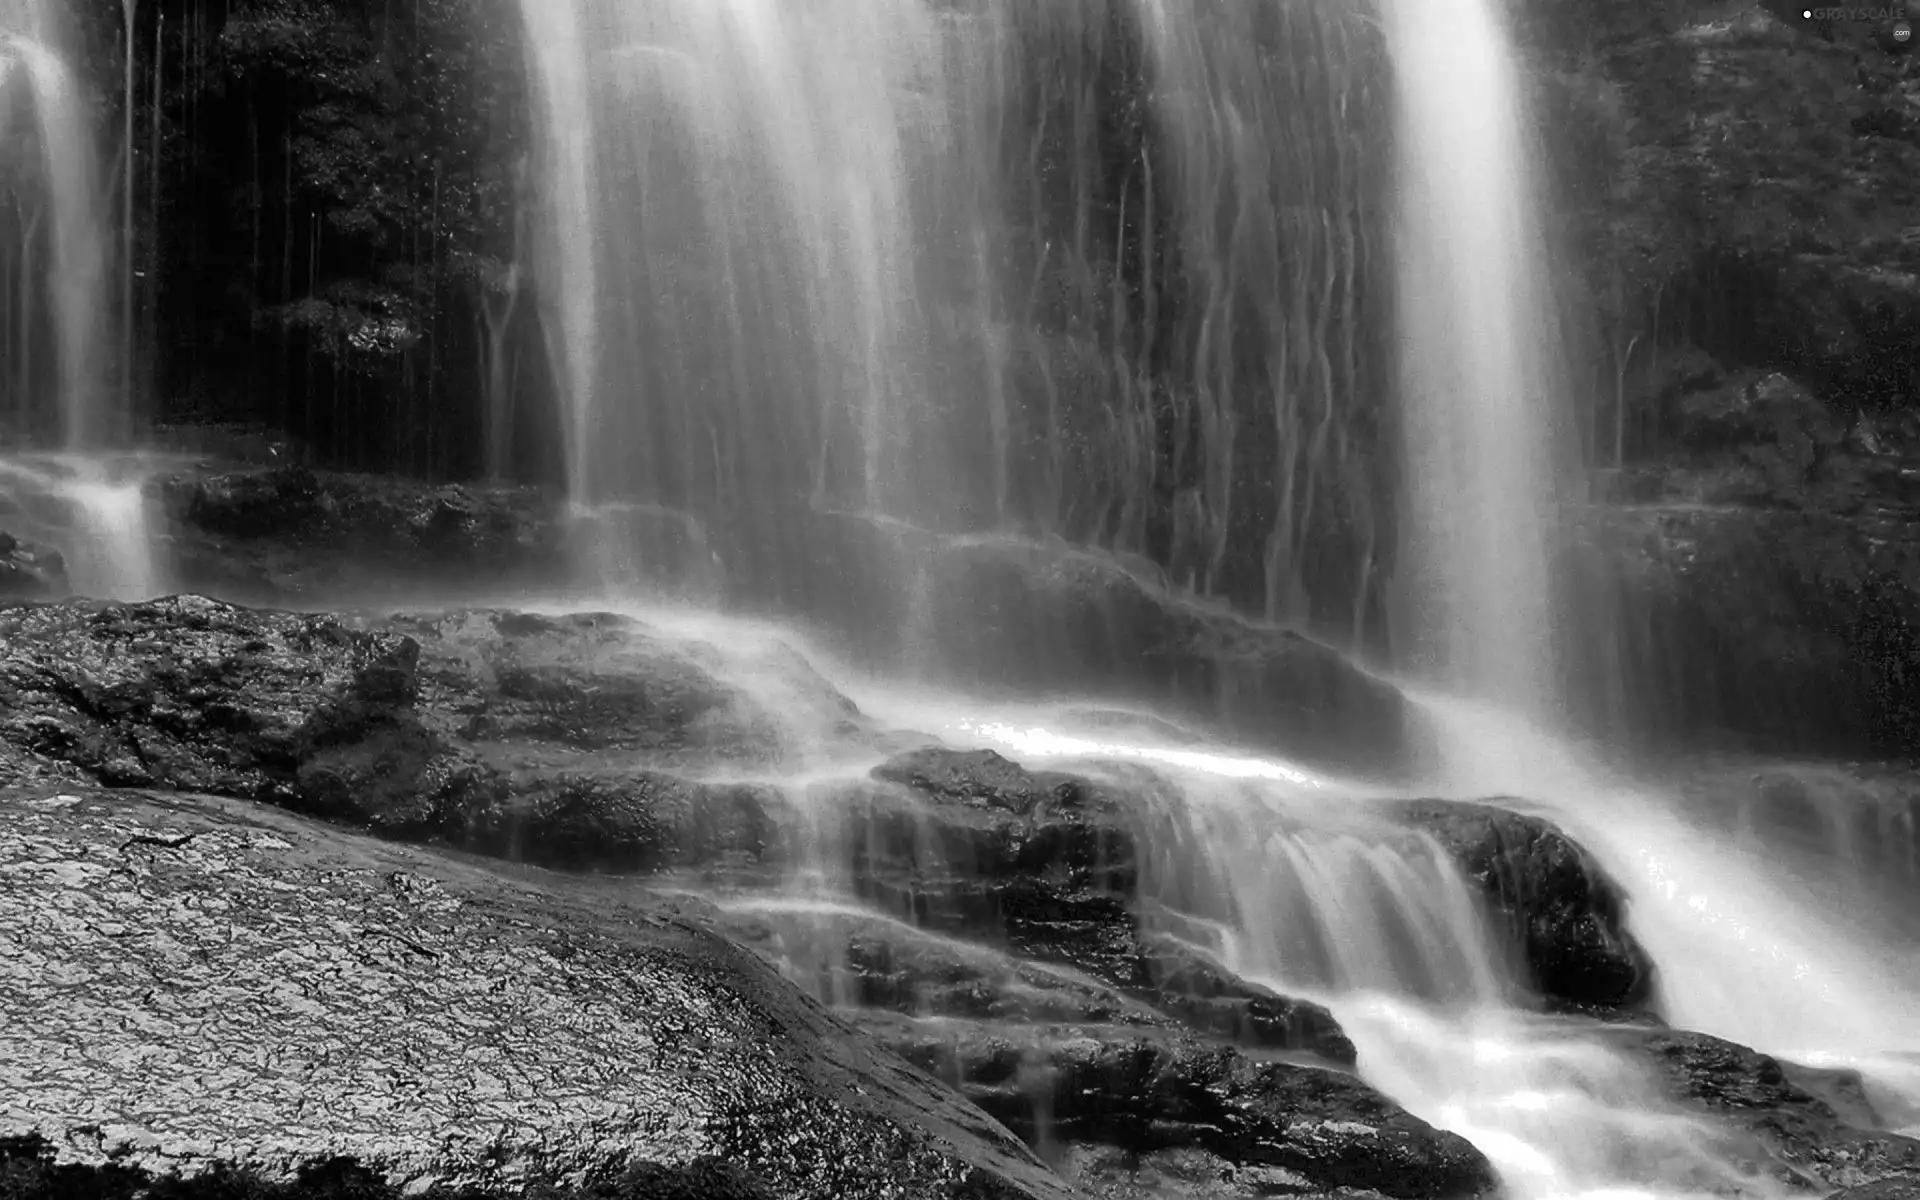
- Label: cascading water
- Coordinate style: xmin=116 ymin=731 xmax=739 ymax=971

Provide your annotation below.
xmin=506 ymin=1 xmax=1917 ymax=1196
xmin=1374 ymin=0 xmax=1920 ymax=1189
xmin=517 ymin=0 xmax=951 ymax=599
xmin=514 ymin=0 xmax=1393 ymax=647
xmin=0 ymin=0 xmax=163 ymax=600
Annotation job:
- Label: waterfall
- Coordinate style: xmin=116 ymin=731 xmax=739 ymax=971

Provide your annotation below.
xmin=515 ymin=0 xmax=952 ymax=604
xmin=513 ymin=0 xmax=1392 ymax=638
xmin=0 ymin=11 xmax=114 ymax=450
xmin=1376 ymin=0 xmax=1920 ymax=1186
xmin=0 ymin=1 xmax=164 ymax=601
xmin=1384 ymin=0 xmax=1567 ymax=733
xmin=505 ymin=4 xmax=1917 ymax=1197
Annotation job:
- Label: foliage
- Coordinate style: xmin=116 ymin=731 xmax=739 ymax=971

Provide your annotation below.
xmin=214 ymin=0 xmax=523 ymax=278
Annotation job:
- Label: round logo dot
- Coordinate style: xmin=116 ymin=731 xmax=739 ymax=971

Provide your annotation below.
xmin=1896 ymin=19 xmax=1914 ymax=41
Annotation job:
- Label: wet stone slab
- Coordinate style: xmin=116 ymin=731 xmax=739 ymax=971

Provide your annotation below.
xmin=0 ymin=787 xmax=1071 ymax=1200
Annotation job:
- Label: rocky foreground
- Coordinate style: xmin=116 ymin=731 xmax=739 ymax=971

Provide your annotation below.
xmin=1 ymin=594 xmax=1917 ymax=1198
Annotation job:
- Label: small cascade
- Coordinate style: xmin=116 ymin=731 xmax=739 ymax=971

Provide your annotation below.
xmin=1410 ymin=691 xmax=1920 ymax=1153
xmin=0 ymin=453 xmax=163 ymax=600
xmin=1126 ymin=771 xmax=1510 ymax=1004
xmin=1337 ymin=999 xmax=1792 ymax=1200
xmin=58 ymin=466 xmax=158 ymax=600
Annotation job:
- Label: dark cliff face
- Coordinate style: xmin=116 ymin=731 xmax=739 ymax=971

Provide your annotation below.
xmin=92 ymin=1 xmax=1920 ymax=482
xmin=71 ymin=0 xmax=543 ymax=480
xmin=1521 ymin=1 xmax=1920 ymax=755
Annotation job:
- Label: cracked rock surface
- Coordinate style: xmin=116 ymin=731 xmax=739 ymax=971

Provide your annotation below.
xmin=0 ymin=786 xmax=1072 ymax=1200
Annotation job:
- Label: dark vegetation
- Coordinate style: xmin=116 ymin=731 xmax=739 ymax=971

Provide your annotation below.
xmin=65 ymin=0 xmax=541 ymax=478
xmin=0 ymin=1137 xmax=779 ymax=1200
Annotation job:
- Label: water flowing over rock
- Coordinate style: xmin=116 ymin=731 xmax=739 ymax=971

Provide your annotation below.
xmin=0 ymin=594 xmax=1505 ymax=1195
xmin=2 ymin=592 xmax=1915 ymax=1197
xmin=1610 ymin=1027 xmax=1920 ymax=1190
xmin=147 ymin=469 xmax=1417 ymax=776
xmin=1391 ymin=799 xmax=1658 ymax=1011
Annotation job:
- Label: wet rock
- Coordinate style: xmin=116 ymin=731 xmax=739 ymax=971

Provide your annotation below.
xmin=0 ymin=529 xmax=66 ymax=599
xmin=710 ymin=905 xmax=1176 ymax=1030
xmin=390 ymin=608 xmax=847 ymax=767
xmin=1392 ymin=799 xmax=1657 ymax=1011
xmin=441 ymin=767 xmax=788 ymax=876
xmin=0 ymin=598 xmax=854 ymax=870
xmin=160 ymin=466 xmax=570 ymax=603
xmin=1054 ymin=1144 xmax=1361 ymax=1200
xmin=712 ymin=903 xmax=1356 ymax=1066
xmin=0 ymin=786 xmax=1073 ymax=1200
xmin=784 ymin=515 xmax=1413 ymax=779
xmin=866 ymin=1015 xmax=1495 ymax=1200
xmin=852 ymin=747 xmax=1354 ymax=1062
xmin=1612 ymin=1027 xmax=1920 ymax=1191
xmin=845 ymin=749 xmax=1143 ymax=978
xmin=918 ymin=540 xmax=1414 ymax=779
xmin=0 ymin=595 xmax=436 ymax=818
xmin=1537 ymin=5 xmax=1920 ymax=413
xmin=1833 ymin=1181 xmax=1920 ymax=1200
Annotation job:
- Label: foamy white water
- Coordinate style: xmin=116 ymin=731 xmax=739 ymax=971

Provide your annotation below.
xmin=1412 ymin=692 xmax=1920 ymax=1127
xmin=0 ymin=453 xmax=165 ymax=599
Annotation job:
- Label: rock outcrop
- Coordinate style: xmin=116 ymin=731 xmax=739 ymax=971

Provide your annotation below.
xmin=0 ymin=787 xmax=1071 ymax=1200
xmin=1392 ymin=800 xmax=1658 ymax=1011
xmin=0 ymin=595 xmax=1498 ymax=1195
xmin=1525 ymin=2 xmax=1920 ymax=757
xmin=777 ymin=519 xmax=1417 ymax=779
xmin=872 ymin=1016 xmax=1496 ymax=1200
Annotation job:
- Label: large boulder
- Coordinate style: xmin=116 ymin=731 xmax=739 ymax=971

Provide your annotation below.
xmin=0 ymin=595 xmax=435 ymax=810
xmin=0 ymin=787 xmax=1073 ymax=1200
xmin=842 ymin=747 xmax=1356 ymax=1063
xmin=1392 ymin=799 xmax=1658 ymax=1011
xmin=0 ymin=598 xmax=861 ymax=864
xmin=915 ymin=539 xmax=1414 ymax=779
